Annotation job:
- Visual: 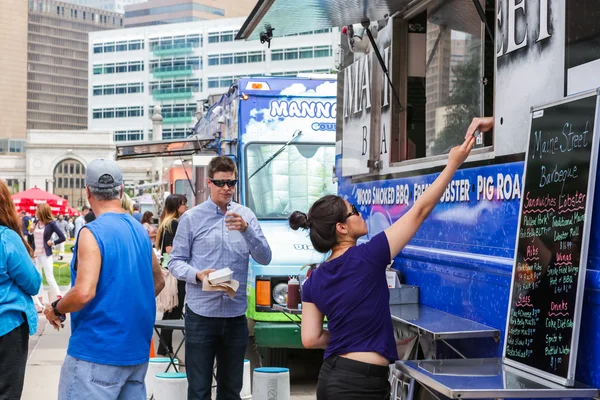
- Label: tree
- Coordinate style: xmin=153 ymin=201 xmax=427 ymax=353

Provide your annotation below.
xmin=430 ymin=47 xmax=482 ymax=155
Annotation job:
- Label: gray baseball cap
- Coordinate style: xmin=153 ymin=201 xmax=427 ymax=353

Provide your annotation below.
xmin=85 ymin=159 xmax=123 ymax=189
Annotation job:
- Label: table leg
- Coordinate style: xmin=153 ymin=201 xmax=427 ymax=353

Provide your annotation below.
xmin=390 ymin=371 xmax=398 ymax=400
xmin=154 ymin=327 xmax=179 ymax=373
xmin=172 ymin=331 xmax=185 ymax=370
xmin=407 ymin=378 xmax=415 ymax=400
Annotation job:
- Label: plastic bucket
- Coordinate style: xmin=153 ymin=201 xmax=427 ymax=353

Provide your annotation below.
xmin=154 ymin=372 xmax=187 ymax=400
xmin=241 ymin=359 xmax=252 ymax=399
xmin=146 ymin=358 xmax=179 ymax=399
xmin=252 ymin=367 xmax=290 ymax=400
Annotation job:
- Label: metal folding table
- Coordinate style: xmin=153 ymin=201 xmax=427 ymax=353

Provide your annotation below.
xmin=153 ymin=320 xmax=185 ymax=372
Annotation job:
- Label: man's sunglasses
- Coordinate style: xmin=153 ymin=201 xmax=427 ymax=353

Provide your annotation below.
xmin=209 ymin=179 xmax=238 ymax=188
xmin=346 ymin=204 xmax=360 ymax=219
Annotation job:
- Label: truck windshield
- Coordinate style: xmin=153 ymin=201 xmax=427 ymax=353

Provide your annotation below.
xmin=246 ymin=143 xmax=336 ymax=219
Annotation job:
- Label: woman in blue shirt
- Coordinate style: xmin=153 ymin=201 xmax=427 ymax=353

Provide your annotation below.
xmin=0 ymin=180 xmax=43 ymax=398
xmin=289 ymin=137 xmax=475 ymax=399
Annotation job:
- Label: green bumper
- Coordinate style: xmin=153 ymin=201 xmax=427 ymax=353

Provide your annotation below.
xmin=254 ymin=322 xmax=328 ymax=349
xmin=254 ymin=322 xmax=303 ymax=349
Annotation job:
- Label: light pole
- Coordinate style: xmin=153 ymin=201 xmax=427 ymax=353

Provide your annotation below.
xmin=70 ymin=174 xmax=74 ymax=205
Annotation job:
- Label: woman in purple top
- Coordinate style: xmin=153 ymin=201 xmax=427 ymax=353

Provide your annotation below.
xmin=289 ymin=136 xmax=476 ymax=399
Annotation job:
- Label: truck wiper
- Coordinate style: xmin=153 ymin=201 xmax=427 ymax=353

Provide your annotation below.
xmin=248 ymin=130 xmax=302 ymax=180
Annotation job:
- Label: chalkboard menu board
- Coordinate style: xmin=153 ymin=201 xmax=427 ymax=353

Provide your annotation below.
xmin=503 ymin=92 xmax=600 ymax=386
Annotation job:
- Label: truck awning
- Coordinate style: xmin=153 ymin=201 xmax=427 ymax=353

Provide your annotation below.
xmin=235 ymin=0 xmax=413 ymax=40
xmin=115 ymin=137 xmax=216 ymax=160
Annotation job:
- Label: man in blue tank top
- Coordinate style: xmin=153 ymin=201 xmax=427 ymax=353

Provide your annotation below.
xmin=44 ymin=159 xmax=165 ymax=400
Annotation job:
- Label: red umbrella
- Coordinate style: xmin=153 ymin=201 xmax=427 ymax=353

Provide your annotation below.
xmin=64 ymin=206 xmax=81 ymax=217
xmin=12 ymin=187 xmax=70 ymax=216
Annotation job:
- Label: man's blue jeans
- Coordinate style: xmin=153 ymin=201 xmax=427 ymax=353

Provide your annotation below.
xmin=185 ymin=306 xmax=249 ymax=400
xmin=58 ymin=354 xmax=148 ymax=400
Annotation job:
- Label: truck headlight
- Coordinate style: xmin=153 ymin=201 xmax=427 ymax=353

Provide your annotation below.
xmin=272 ymin=283 xmax=288 ymax=305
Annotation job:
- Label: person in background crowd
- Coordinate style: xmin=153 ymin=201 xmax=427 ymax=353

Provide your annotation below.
xmin=0 ymin=180 xmax=42 ymax=399
xmin=290 ymin=137 xmax=475 ymax=400
xmin=74 ymin=206 xmax=90 ymax=241
xmin=155 ymin=194 xmax=188 ymax=357
xmin=142 ymin=211 xmax=157 ymax=244
xmin=30 ymin=203 xmax=65 ymax=312
xmin=20 ymin=211 xmax=34 ymax=249
xmin=44 ymin=158 xmax=165 ymax=400
xmin=55 ymin=215 xmax=69 ymax=260
xmin=67 ymin=217 xmax=75 ymax=240
xmin=121 ymin=193 xmax=134 ymax=215
xmin=132 ymin=203 xmax=142 ymax=222
xmin=84 ymin=210 xmax=96 ymax=224
xmin=169 ymin=156 xmax=272 ymax=400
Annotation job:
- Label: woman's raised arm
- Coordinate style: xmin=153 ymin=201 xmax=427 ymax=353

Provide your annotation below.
xmin=385 ymin=137 xmax=476 ymax=259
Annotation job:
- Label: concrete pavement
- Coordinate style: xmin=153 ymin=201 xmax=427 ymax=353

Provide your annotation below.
xmin=23 ymin=318 xmax=67 ymax=400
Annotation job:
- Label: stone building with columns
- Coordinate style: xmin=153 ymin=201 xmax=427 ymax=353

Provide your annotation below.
xmin=0 ymin=129 xmax=154 ymax=207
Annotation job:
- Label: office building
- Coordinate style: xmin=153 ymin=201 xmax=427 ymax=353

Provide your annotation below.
xmin=0 ymin=0 xmax=29 ymax=147
xmin=0 ymin=1 xmax=122 ymax=195
xmin=124 ymin=0 xmax=256 ymax=27
xmin=89 ymin=18 xmax=339 ymax=142
xmin=61 ymin=0 xmax=147 ymax=13
xmin=28 ymin=0 xmax=123 ymax=132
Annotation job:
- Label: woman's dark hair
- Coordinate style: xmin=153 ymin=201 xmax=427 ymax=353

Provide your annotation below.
xmin=164 ymin=194 xmax=187 ymax=214
xmin=141 ymin=211 xmax=153 ymax=224
xmin=156 ymin=194 xmax=186 ymax=249
xmin=289 ymin=195 xmax=348 ymax=253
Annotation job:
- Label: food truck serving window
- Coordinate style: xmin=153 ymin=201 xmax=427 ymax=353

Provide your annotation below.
xmin=403 ymin=0 xmax=491 ymax=161
xmin=339 ymin=0 xmax=494 ymax=176
xmin=424 ymin=1 xmax=486 ymax=157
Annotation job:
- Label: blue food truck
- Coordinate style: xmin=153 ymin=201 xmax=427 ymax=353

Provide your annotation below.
xmin=236 ymin=0 xmax=600 ymax=397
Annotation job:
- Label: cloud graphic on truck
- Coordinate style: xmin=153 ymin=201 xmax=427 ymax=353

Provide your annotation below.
xmin=279 ymin=81 xmax=336 ymax=96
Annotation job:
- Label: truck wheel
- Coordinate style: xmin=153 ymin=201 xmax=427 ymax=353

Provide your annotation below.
xmin=262 ymin=347 xmax=289 ymax=367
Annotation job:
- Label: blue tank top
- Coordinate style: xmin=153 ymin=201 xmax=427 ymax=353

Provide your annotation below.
xmin=68 ymin=212 xmax=155 ymax=366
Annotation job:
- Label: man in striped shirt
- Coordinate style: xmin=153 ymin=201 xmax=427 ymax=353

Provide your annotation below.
xmin=169 ymin=156 xmax=272 ymax=400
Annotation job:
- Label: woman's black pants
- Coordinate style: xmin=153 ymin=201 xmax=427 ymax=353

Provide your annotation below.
xmin=0 ymin=321 xmax=29 ymax=400
xmin=317 ymin=355 xmax=390 ymax=400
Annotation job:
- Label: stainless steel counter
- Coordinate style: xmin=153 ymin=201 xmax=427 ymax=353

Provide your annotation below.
xmin=394 ymin=358 xmax=598 ymax=399
xmin=389 ymin=304 xmax=500 ymax=341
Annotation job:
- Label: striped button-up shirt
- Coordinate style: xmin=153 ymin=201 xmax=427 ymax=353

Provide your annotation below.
xmin=168 ymin=197 xmax=272 ymax=318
